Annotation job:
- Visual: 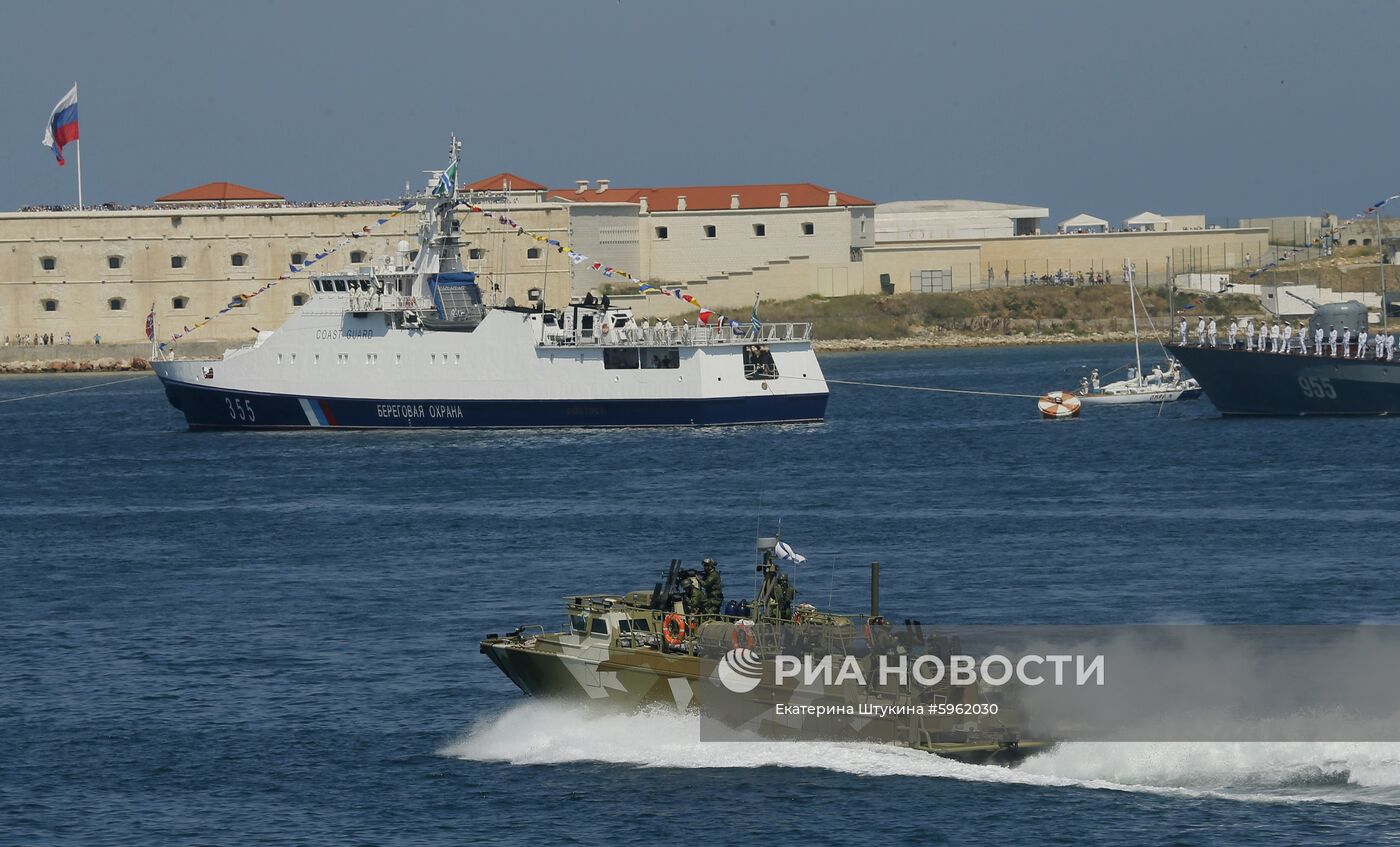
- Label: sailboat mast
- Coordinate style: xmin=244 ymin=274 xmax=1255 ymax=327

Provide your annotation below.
xmin=1129 ymin=276 xmax=1143 ymax=378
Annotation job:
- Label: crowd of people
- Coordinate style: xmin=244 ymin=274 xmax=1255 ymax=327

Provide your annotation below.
xmin=4 ymin=331 xmax=75 ymax=347
xmin=1021 ymin=269 xmax=1115 ymax=286
xmin=1177 ymin=315 xmax=1399 ymax=360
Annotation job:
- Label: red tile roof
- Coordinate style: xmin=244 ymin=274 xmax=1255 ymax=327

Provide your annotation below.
xmin=155 ymin=182 xmax=285 ymax=203
xmin=461 ymin=172 xmax=548 ymax=191
xmin=548 ymin=183 xmax=874 ymax=211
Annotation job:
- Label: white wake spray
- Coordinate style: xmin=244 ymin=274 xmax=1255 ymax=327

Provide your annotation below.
xmin=444 ymin=701 xmax=1400 ymax=806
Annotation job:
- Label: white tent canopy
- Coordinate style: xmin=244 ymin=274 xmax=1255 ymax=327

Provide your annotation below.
xmin=1123 ymin=211 xmax=1171 ymax=231
xmin=1059 ymin=213 xmax=1108 ymax=231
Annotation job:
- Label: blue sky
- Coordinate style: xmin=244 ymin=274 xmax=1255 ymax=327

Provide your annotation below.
xmin=3 ymin=0 xmax=1396 ymax=223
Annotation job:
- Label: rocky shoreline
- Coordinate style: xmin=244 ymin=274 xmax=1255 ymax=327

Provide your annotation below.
xmin=0 ymin=356 xmax=151 ymax=374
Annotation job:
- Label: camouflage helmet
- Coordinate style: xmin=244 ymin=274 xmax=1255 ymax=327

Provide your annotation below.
xmin=702 ymin=557 xmax=717 ymax=568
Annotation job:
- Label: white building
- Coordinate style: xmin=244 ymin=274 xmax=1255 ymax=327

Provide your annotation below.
xmin=875 ymin=199 xmax=1048 ymax=242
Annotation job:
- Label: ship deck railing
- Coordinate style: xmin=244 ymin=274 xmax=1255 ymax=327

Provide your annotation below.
xmin=541 ymin=321 xmax=813 ymax=348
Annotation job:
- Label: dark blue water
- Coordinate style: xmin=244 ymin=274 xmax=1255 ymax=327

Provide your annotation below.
xmin=4 ymin=344 xmax=1399 ymax=846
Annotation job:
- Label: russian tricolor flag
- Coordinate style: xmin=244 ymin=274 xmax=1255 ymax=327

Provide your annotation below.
xmin=42 ymin=84 xmax=79 ymax=166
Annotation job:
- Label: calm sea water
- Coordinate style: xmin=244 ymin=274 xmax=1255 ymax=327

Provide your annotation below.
xmin=3 ymin=344 xmax=1399 ymax=845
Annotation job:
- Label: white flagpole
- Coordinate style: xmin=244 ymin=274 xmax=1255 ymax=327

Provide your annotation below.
xmin=74 ymin=83 xmax=83 ymax=209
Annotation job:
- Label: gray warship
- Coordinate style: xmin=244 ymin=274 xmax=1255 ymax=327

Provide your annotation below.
xmin=481 ymin=539 xmax=1053 ymax=765
xmin=1168 ymin=297 xmax=1400 ymax=415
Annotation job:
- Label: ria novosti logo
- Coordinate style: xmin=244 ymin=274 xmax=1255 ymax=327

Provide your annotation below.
xmin=715 ymin=648 xmax=764 ymax=693
xmin=714 ymin=648 xmax=1106 ymax=693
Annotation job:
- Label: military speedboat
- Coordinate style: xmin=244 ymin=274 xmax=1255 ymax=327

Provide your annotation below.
xmin=481 ymin=538 xmax=1053 ymax=766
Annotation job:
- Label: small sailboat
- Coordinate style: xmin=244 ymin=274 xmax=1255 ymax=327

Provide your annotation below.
xmin=1075 ymin=282 xmax=1202 ymax=405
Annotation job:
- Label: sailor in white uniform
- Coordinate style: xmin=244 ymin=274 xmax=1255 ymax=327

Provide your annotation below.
xmin=1315 ymin=325 xmax=1324 ymax=356
xmin=1178 ymin=316 xmax=1188 ymax=345
xmin=1208 ymin=317 xmax=1218 ymax=348
xmin=1343 ymin=326 xmax=1353 ymax=358
xmin=1329 ymin=325 xmax=1339 ymax=357
xmin=1281 ymin=321 xmax=1293 ymax=353
xmin=1258 ymin=321 xmax=1268 ymax=352
xmin=1358 ymin=328 xmax=1369 ymax=359
xmin=1270 ymin=322 xmax=1281 ymax=353
xmin=1296 ymin=322 xmax=1309 ymax=354
xmin=1228 ymin=319 xmax=1239 ymax=349
xmin=1245 ymin=318 xmax=1255 ymax=351
xmin=1196 ymin=316 xmax=1207 ymax=347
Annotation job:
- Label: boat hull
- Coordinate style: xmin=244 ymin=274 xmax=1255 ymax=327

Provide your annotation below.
xmin=1079 ymin=386 xmax=1199 ymax=405
xmin=480 ymin=639 xmax=1049 ymax=765
xmin=157 ymin=375 xmax=828 ymax=429
xmin=1168 ymin=343 xmax=1400 ymax=415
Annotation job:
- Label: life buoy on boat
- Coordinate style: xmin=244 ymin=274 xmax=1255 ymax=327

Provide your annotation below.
xmin=600 ymin=322 xmax=611 ymax=335
xmin=662 ymin=613 xmax=688 ymax=647
xmin=1038 ymin=391 xmax=1082 ymax=419
xmin=730 ymin=621 xmax=755 ymax=650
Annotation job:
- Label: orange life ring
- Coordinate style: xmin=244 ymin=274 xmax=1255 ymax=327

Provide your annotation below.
xmin=730 ymin=622 xmax=755 ymax=650
xmin=662 ymin=613 xmax=687 ymax=647
xmin=1038 ymin=391 xmax=1082 ymax=419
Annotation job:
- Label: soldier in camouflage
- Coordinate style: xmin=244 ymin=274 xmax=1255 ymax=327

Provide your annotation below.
xmin=682 ymin=574 xmax=705 ymax=617
xmin=701 ymin=557 xmax=724 ymax=615
xmin=774 ymin=573 xmax=794 ymax=620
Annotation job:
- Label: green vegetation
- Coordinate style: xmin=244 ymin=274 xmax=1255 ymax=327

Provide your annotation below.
xmin=697 ymin=287 xmax=1265 ymax=340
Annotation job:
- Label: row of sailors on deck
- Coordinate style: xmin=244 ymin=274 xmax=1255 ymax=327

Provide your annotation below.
xmin=1179 ymin=316 xmax=1399 ymax=360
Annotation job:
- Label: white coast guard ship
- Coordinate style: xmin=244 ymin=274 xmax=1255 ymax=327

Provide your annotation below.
xmin=151 ymin=150 xmax=829 ymax=430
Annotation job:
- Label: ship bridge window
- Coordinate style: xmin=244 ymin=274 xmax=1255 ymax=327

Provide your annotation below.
xmin=590 ymin=618 xmax=609 ymax=637
xmin=334 ymin=280 xmax=347 ymax=292
xmin=604 ymin=348 xmax=641 ymax=369
xmin=571 ymin=615 xmax=586 ymax=633
xmin=631 ymin=618 xmax=649 ymax=632
xmin=642 ymin=347 xmax=680 ymax=369
xmin=744 ymin=345 xmax=779 ymax=380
